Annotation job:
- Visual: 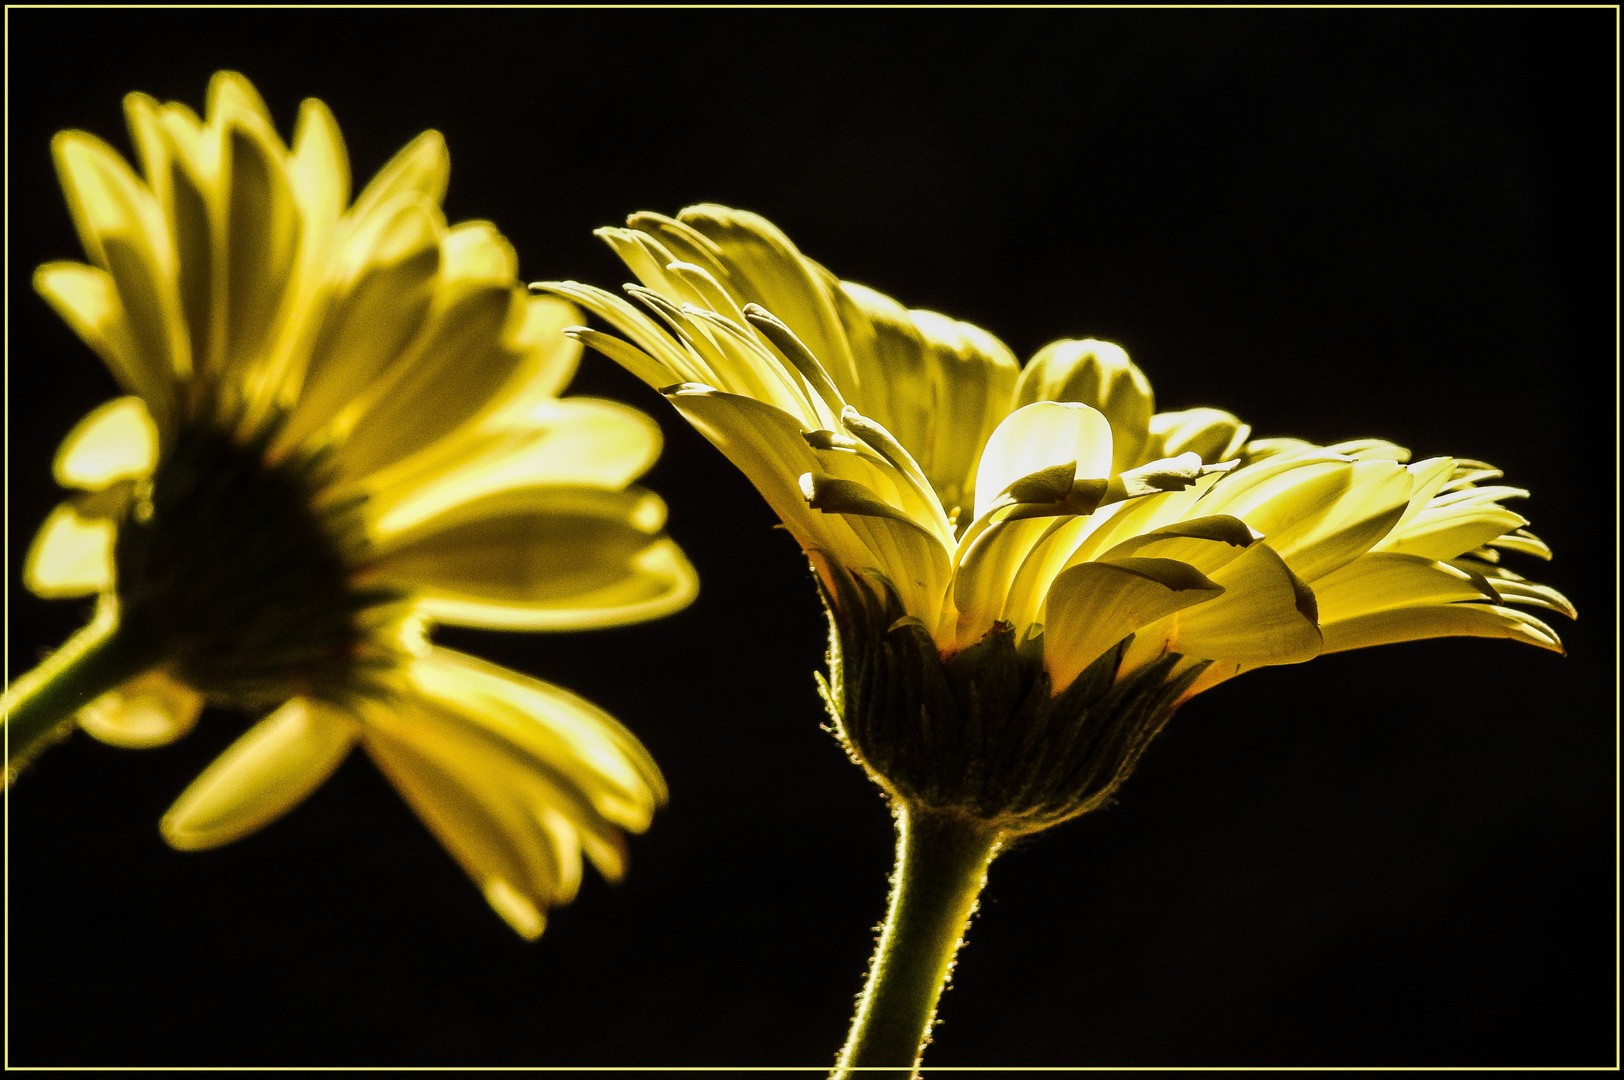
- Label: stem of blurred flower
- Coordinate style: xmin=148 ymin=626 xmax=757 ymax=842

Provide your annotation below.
xmin=4 ymin=601 xmax=159 ymax=780
xmin=831 ymin=804 xmax=1004 ymax=1079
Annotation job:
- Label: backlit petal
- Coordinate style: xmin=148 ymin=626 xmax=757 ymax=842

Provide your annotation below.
xmin=366 ymin=485 xmax=697 ymax=630
xmin=974 ymin=401 xmax=1113 ymax=522
xmin=52 ymin=396 xmax=159 ymax=490
xmin=1044 ymin=557 xmax=1224 ymax=693
xmin=78 ymin=666 xmax=203 ymax=749
xmin=161 ymin=697 xmax=359 ymax=849
xmin=24 ymin=502 xmax=115 ymax=598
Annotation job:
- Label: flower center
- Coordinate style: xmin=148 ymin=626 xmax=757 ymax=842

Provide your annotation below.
xmin=114 ymin=420 xmax=407 ymax=709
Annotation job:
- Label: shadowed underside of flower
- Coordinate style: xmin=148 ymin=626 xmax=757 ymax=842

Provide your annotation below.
xmin=541 ymin=204 xmax=1570 ymax=835
xmin=11 ymin=72 xmax=699 ymax=939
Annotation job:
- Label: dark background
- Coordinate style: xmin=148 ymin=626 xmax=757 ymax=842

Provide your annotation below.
xmin=5 ymin=8 xmax=1614 ymax=1069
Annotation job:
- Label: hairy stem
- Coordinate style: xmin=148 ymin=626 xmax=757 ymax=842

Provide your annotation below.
xmin=5 ymin=601 xmax=159 ymax=780
xmin=832 ymin=802 xmax=1004 ymax=1079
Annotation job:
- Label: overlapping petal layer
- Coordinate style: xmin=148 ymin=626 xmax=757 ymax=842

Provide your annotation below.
xmin=549 ymin=205 xmax=1568 ymax=713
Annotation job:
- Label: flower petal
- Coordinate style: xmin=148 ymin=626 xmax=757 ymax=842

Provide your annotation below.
xmin=974 ymin=401 xmax=1114 ymax=522
xmin=77 ymin=666 xmax=203 ymax=749
xmin=1044 ymin=557 xmax=1224 ymax=693
xmin=952 ymin=513 xmax=1056 ymax=648
xmin=34 ymin=262 xmax=174 ymax=433
xmin=408 ymin=646 xmax=666 ymax=827
xmin=24 ymin=502 xmax=116 ymax=598
xmin=1146 ymin=407 xmax=1250 ymax=463
xmin=357 ymin=648 xmax=664 ymax=935
xmin=347 ymin=129 xmax=449 ymax=228
xmin=1321 ymin=603 xmax=1564 ymax=655
xmin=1312 ymin=552 xmax=1499 ymax=622
xmin=361 ymin=396 xmax=664 ymax=540
xmin=52 ymin=131 xmax=189 ymax=388
xmin=1125 ymin=541 xmax=1322 ymax=668
xmin=160 ymin=697 xmax=360 ymax=850
xmin=1013 ymin=338 xmax=1155 ymax=474
xmin=670 ymin=204 xmax=862 ymax=399
xmin=52 ymin=396 xmax=159 ymax=490
xmin=274 ymin=197 xmax=442 ymax=454
xmin=907 ymin=309 xmax=1019 ymax=517
xmin=336 ymin=283 xmax=526 ymax=480
xmin=366 ymin=485 xmax=697 ymax=630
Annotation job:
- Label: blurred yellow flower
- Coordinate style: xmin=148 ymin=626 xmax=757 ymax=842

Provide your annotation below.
xmin=543 ymin=204 xmax=1569 ymax=832
xmin=8 ymin=72 xmax=698 ymax=940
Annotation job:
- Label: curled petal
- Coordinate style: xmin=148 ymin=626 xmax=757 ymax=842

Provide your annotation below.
xmin=78 ymin=666 xmax=203 ymax=749
xmin=1044 ymin=557 xmax=1224 ymax=693
xmin=1126 ymin=542 xmax=1322 ymax=669
xmin=1013 ymin=338 xmax=1155 ymax=473
xmin=974 ymin=401 xmax=1114 ymax=522
xmin=357 ymin=649 xmax=665 ymax=935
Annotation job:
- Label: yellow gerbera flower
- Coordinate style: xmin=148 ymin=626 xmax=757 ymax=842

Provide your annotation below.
xmin=539 ymin=204 xmax=1571 ymax=1072
xmin=5 ymin=72 xmax=698 ymax=940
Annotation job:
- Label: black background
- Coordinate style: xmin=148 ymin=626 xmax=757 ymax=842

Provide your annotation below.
xmin=5 ymin=8 xmax=1615 ymax=1069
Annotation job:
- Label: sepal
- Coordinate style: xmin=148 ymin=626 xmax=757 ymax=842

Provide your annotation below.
xmin=818 ymin=561 xmax=1207 ymax=834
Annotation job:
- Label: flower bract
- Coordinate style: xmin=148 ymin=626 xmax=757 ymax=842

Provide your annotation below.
xmin=19 ymin=72 xmax=699 ymax=938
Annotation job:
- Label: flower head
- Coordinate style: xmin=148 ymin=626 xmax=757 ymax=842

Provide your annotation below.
xmin=17 ymin=72 xmax=698 ymax=938
xmin=542 ymin=205 xmax=1570 ymax=833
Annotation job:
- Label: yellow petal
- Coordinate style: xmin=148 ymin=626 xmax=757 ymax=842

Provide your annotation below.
xmin=1312 ymin=552 xmax=1498 ymax=622
xmin=1266 ymin=460 xmax=1414 ymax=582
xmin=123 ymin=91 xmax=217 ymax=387
xmin=1127 ymin=542 xmax=1322 ymax=668
xmin=161 ymin=698 xmax=359 ymax=850
xmin=336 ymin=284 xmax=523 ymax=480
xmin=366 ymin=485 xmax=698 ymax=631
xmin=1013 ymin=339 xmax=1155 ymax=473
xmin=908 ymin=308 xmax=1019 ymax=517
xmin=1043 ymin=557 xmax=1224 ymax=693
xmin=1147 ymin=407 xmax=1250 ymax=463
xmin=34 ymin=262 xmax=174 ymax=432
xmin=1375 ymin=495 xmax=1528 ymax=562
xmin=974 ymin=401 xmax=1114 ymax=522
xmin=665 ymin=386 xmax=837 ymax=553
xmin=357 ymin=649 xmax=664 ymax=934
xmin=408 ymin=646 xmax=666 ymax=827
xmin=275 ymin=198 xmax=442 ymax=454
xmin=77 ymin=666 xmax=203 ymax=749
xmin=362 ymin=396 xmax=664 ymax=539
xmin=952 ymin=513 xmax=1055 ymax=648
xmin=218 ymin=112 xmax=300 ymax=383
xmin=52 ymin=396 xmax=158 ymax=490
xmin=1321 ymin=603 xmax=1563 ymax=655
xmin=1096 ymin=514 xmax=1260 ymax=575
xmin=52 ymin=131 xmax=189 ymax=386
xmin=288 ymin=97 xmax=350 ymax=230
xmin=348 ymin=129 xmax=450 ymax=227
xmin=24 ymin=502 xmax=116 ymax=598
xmin=670 ymin=204 xmax=862 ymax=400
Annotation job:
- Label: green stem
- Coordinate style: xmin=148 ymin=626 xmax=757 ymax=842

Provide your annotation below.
xmin=4 ymin=602 xmax=161 ymax=779
xmin=832 ymin=803 xmax=1005 ymax=1080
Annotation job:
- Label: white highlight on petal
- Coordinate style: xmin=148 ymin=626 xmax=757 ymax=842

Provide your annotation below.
xmin=53 ymin=396 xmax=159 ymax=490
xmin=973 ymin=401 xmax=1113 ymax=522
